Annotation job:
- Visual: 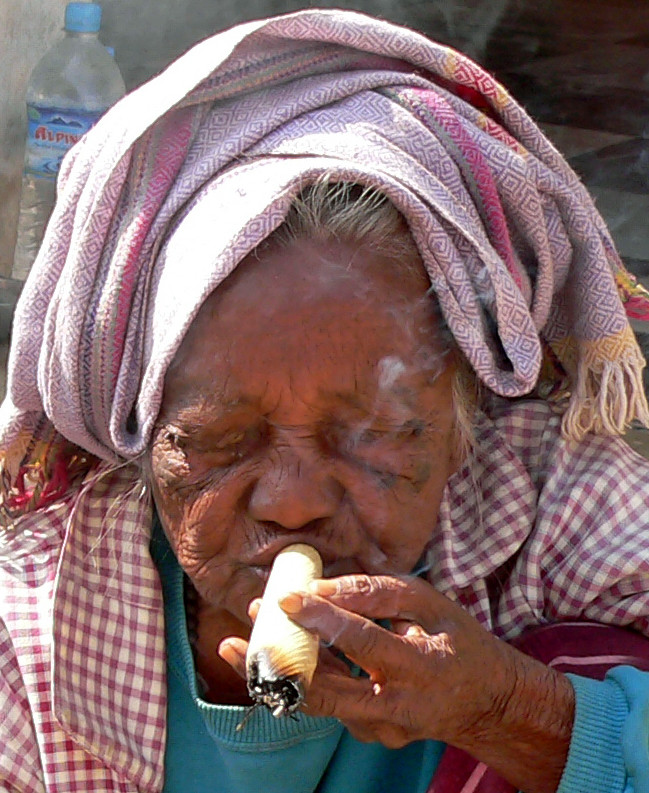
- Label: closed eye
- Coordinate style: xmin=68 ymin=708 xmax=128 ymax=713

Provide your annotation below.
xmin=194 ymin=424 xmax=267 ymax=463
xmin=155 ymin=421 xmax=267 ymax=467
xmin=323 ymin=418 xmax=428 ymax=455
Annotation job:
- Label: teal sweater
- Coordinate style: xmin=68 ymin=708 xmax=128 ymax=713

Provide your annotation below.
xmin=152 ymin=528 xmax=442 ymax=793
xmin=151 ymin=528 xmax=646 ymax=793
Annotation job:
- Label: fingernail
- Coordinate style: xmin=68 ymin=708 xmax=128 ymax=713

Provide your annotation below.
xmin=308 ymin=579 xmax=337 ymax=596
xmin=278 ymin=592 xmax=304 ymax=614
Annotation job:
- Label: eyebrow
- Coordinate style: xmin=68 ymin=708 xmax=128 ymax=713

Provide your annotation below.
xmin=323 ymin=382 xmax=424 ymax=412
xmin=158 ymin=395 xmax=259 ymax=428
xmin=321 ymin=390 xmax=436 ymax=429
xmin=321 ymin=391 xmax=367 ymax=412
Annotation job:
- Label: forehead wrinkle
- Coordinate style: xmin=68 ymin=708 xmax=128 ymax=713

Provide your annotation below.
xmin=320 ymin=363 xmax=437 ymax=409
xmin=320 ymin=388 xmax=419 ymax=425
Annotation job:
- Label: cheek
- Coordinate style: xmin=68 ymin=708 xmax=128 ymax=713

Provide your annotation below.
xmin=348 ymin=439 xmax=452 ymax=572
xmin=151 ymin=474 xmax=268 ymax=617
xmin=148 ymin=453 xmax=247 ymax=573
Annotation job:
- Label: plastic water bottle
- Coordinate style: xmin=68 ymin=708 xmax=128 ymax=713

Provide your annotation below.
xmin=12 ymin=2 xmax=125 ymax=280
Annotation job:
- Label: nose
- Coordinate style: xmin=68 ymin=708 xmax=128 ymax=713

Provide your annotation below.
xmin=247 ymin=442 xmax=343 ymax=529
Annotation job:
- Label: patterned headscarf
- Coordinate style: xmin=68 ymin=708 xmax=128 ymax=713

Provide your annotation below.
xmin=2 ymin=9 xmax=648 ymax=517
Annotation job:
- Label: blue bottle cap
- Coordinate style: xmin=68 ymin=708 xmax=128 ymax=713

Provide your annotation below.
xmin=64 ymin=3 xmax=102 ymax=33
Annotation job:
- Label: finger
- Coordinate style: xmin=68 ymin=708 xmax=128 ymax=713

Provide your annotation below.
xmin=304 ymin=672 xmax=418 ymax=748
xmin=392 ymin=619 xmax=426 ymax=638
xmin=304 ymin=668 xmax=412 ymax=742
xmin=247 ymin=597 xmax=262 ymax=623
xmin=318 ymin=646 xmax=355 ymax=675
xmin=219 ymin=630 xmax=349 ymax=684
xmin=309 ymin=574 xmax=439 ymax=623
xmin=218 ymin=637 xmax=248 ymax=678
xmin=303 ymin=670 xmax=384 ymax=720
xmin=280 ymin=592 xmax=401 ymax=673
xmin=340 ymin=719 xmax=377 ymax=744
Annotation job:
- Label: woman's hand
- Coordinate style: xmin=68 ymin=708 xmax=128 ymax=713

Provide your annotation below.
xmin=220 ymin=574 xmax=574 ymax=793
xmin=282 ymin=574 xmax=517 ymax=745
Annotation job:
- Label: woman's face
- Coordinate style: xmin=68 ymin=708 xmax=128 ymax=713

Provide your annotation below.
xmin=149 ymin=237 xmax=459 ymax=626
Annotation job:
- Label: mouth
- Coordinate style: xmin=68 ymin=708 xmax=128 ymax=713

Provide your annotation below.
xmin=244 ymin=547 xmax=366 ymax=582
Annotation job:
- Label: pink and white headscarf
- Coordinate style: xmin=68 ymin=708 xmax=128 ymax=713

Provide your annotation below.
xmin=2 ymin=8 xmax=648 ymax=515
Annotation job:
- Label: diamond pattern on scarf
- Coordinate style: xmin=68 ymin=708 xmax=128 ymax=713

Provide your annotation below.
xmin=2 ymin=8 xmax=648 ymax=493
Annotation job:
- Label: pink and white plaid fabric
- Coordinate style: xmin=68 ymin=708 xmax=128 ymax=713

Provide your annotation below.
xmin=1 ymin=400 xmax=648 ymax=792
xmin=2 ymin=8 xmax=649 ymax=792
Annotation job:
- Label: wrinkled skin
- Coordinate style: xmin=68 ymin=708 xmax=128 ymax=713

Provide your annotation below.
xmin=149 ymin=237 xmax=574 ymax=793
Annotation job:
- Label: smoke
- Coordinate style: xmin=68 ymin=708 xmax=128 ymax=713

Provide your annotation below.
xmin=377 ymin=355 xmax=407 ymax=392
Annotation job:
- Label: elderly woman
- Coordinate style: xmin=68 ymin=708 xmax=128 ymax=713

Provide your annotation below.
xmin=1 ymin=9 xmax=649 ymax=793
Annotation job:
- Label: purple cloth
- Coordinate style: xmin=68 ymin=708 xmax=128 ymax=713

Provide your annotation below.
xmin=1 ymin=9 xmax=648 ymax=515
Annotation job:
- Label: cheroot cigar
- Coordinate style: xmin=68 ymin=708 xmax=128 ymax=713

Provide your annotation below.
xmin=245 ymin=543 xmax=323 ymax=717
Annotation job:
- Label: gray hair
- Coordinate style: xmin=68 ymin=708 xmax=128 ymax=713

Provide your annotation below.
xmin=269 ymin=179 xmax=420 ymax=263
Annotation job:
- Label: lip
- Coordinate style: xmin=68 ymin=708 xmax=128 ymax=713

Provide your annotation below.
xmin=243 ymin=543 xmax=365 ymax=580
xmin=243 ymin=540 xmax=331 ymax=569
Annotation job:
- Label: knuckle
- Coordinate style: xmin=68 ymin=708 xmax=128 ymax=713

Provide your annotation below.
xmin=352 ymin=574 xmax=377 ymax=596
xmin=305 ymin=688 xmax=336 ymax=718
xmin=355 ymin=621 xmax=380 ymax=657
xmin=392 ymin=576 xmax=416 ymax=610
xmin=347 ymin=574 xmax=397 ymax=597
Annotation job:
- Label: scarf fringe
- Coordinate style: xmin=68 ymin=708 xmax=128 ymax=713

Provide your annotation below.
xmin=561 ymin=351 xmax=649 ymax=440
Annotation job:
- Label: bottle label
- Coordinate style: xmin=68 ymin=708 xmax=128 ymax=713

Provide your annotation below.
xmin=25 ymin=103 xmax=103 ymax=179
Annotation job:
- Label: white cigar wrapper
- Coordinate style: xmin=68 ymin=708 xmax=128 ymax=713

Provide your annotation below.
xmin=246 ymin=543 xmax=323 ymax=717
